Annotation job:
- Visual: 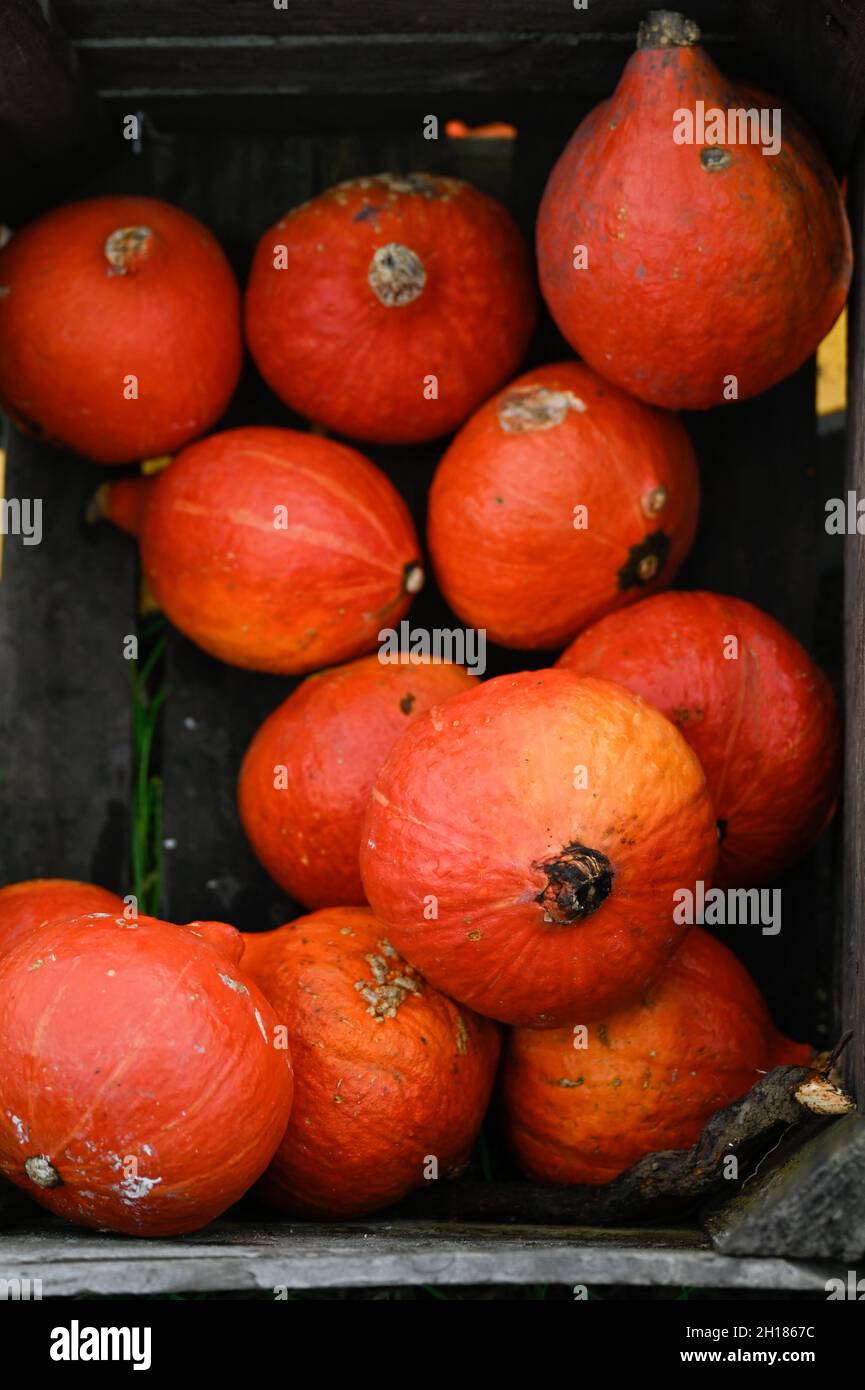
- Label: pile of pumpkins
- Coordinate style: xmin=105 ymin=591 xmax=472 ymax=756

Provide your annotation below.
xmin=0 ymin=13 xmax=846 ymax=1236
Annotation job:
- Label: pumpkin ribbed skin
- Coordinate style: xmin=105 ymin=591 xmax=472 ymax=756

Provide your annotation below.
xmin=427 ymin=361 xmax=699 ymax=648
xmin=503 ymin=927 xmax=812 ymax=1185
xmin=559 ymin=591 xmax=841 ymax=886
xmin=360 ymin=669 xmax=718 ymax=1028
xmin=535 ymin=16 xmax=851 ymax=410
xmin=0 ymin=879 xmax=122 ymax=958
xmin=139 ymin=426 xmax=423 ymax=674
xmin=0 ymin=196 xmax=241 ymax=463
xmin=245 ymin=173 xmax=537 ymax=443
xmin=238 ymin=656 xmax=474 ymax=908
xmin=0 ymin=914 xmax=293 ymax=1236
xmin=241 ymin=908 xmax=500 ymax=1219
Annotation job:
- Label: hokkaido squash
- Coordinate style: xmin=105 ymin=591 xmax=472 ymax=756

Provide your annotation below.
xmin=503 ymin=926 xmax=812 ymax=1185
xmin=244 ymin=172 xmax=537 ymax=443
xmin=0 ymin=878 xmax=123 ymax=958
xmin=427 ymin=361 xmax=699 ymax=648
xmin=559 ymin=591 xmax=841 ymax=886
xmin=0 ymin=913 xmax=293 ymax=1236
xmin=241 ymin=907 xmax=500 ymax=1218
xmin=360 ymin=669 xmax=718 ymax=1027
xmin=104 ymin=426 xmax=423 ymax=674
xmin=238 ymin=655 xmax=474 ymax=908
xmin=536 ymin=12 xmax=851 ymax=410
xmin=0 ymin=196 xmax=242 ymax=462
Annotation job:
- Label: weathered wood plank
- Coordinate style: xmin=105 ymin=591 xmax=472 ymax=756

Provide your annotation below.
xmin=0 ymin=0 xmax=106 ymax=222
xmin=52 ymin=0 xmax=739 ymax=40
xmin=0 ymin=424 xmax=136 ymax=894
xmin=1 ymin=0 xmax=90 ymax=155
xmin=842 ymin=136 xmax=865 ymax=1109
xmin=94 ymin=92 xmax=590 ymax=138
xmin=739 ymin=0 xmax=865 ymax=172
xmin=0 ymin=1217 xmax=845 ymax=1294
xmin=67 ymin=34 xmax=736 ymax=102
xmin=706 ymin=1113 xmax=865 ymax=1260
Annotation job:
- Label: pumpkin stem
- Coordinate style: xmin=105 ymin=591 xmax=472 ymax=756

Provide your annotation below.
xmin=637 ymin=11 xmax=701 ymax=49
xmin=86 ymin=475 xmax=155 ymax=537
xmin=24 ymin=1154 xmax=62 ymax=1188
xmin=104 ymin=225 xmax=153 ymax=275
xmin=368 ymin=243 xmax=427 ymax=306
xmin=534 ymin=843 xmax=614 ymax=925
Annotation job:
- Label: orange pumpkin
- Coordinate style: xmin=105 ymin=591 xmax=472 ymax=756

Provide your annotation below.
xmin=427 ymin=361 xmax=699 ymax=648
xmin=245 ymin=173 xmax=536 ymax=443
xmin=559 ymin=591 xmax=841 ymax=886
xmin=0 ymin=196 xmax=241 ymax=462
xmin=536 ymin=12 xmax=851 ymax=409
xmin=241 ymin=907 xmax=500 ymax=1219
xmin=0 ymin=878 xmax=123 ymax=958
xmin=104 ymin=426 xmax=423 ymax=674
xmin=238 ymin=656 xmax=474 ymax=908
xmin=360 ymin=669 xmax=718 ymax=1027
xmin=503 ymin=927 xmax=812 ymax=1185
xmin=0 ymin=913 xmax=293 ymax=1236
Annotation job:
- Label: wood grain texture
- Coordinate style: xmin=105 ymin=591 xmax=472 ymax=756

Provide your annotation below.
xmin=842 ymin=135 xmax=865 ymax=1109
xmin=52 ymin=0 xmax=738 ymax=39
xmin=0 ymin=0 xmax=107 ymax=222
xmin=62 ymin=34 xmax=734 ymax=101
xmin=0 ymin=1216 xmax=846 ymax=1294
xmin=706 ymin=1113 xmax=865 ymax=1260
xmin=93 ymin=92 xmax=597 ymax=139
xmin=0 ymin=0 xmax=90 ymax=154
xmin=739 ymin=0 xmax=865 ymax=172
xmin=0 ymin=424 xmax=135 ymax=894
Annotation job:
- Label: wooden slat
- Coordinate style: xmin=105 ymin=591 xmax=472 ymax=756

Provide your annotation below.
xmin=0 ymin=0 xmax=90 ymax=155
xmin=706 ymin=1114 xmax=865 ymax=1260
xmin=93 ymin=92 xmax=596 ymax=138
xmin=739 ymin=0 xmax=865 ymax=172
xmin=842 ymin=135 xmax=865 ymax=1109
xmin=65 ymin=33 xmax=736 ymax=102
xmin=0 ymin=1216 xmax=846 ymax=1294
xmin=52 ymin=0 xmax=739 ymax=39
xmin=0 ymin=425 xmax=136 ymax=893
xmin=0 ymin=0 xmax=106 ymax=223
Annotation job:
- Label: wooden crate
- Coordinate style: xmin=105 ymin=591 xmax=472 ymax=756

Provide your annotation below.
xmin=1 ymin=0 xmax=864 ymax=1295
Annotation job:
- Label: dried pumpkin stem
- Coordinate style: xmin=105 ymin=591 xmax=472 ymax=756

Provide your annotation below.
xmin=104 ymin=225 xmax=153 ymax=274
xmin=534 ymin=843 xmax=614 ymax=925
xmin=637 ymin=11 xmax=701 ymax=49
xmin=368 ymin=243 xmax=426 ymax=306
